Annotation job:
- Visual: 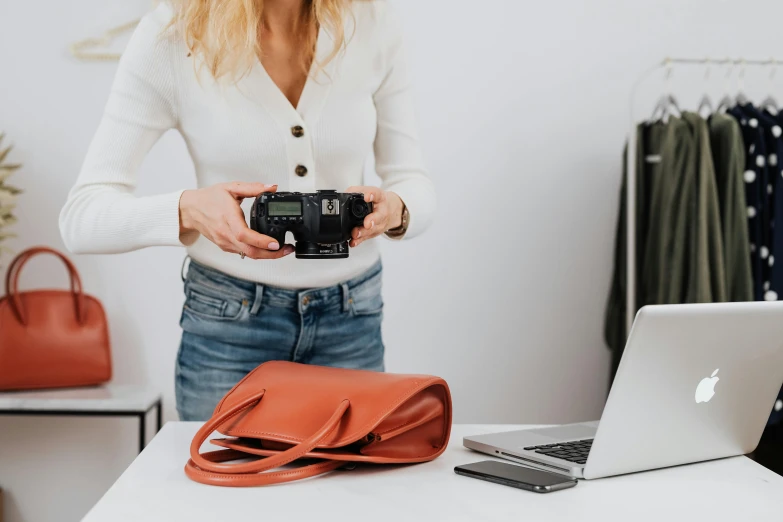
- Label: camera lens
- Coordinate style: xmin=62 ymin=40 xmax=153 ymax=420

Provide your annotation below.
xmin=351 ymin=199 xmax=369 ymax=219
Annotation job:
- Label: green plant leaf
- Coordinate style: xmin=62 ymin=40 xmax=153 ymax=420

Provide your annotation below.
xmin=0 ymin=147 xmax=11 ymax=165
xmin=0 ymin=191 xmax=16 ymax=205
xmin=0 ymin=166 xmax=21 ymax=182
xmin=0 ymin=185 xmax=21 ymax=195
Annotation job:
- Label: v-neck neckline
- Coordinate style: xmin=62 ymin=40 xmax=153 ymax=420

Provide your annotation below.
xmin=257 ymin=24 xmax=321 ymax=113
xmin=249 ymin=24 xmax=340 ymax=127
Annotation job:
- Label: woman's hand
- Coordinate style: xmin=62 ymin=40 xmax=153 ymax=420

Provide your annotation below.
xmin=345 ymin=186 xmax=404 ymax=248
xmin=179 ymin=182 xmax=294 ymax=259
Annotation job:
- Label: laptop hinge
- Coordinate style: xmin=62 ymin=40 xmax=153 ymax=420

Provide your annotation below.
xmin=500 ymin=452 xmax=571 ymax=474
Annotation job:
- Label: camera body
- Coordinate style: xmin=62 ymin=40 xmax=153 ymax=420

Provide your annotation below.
xmin=250 ymin=190 xmax=373 ymax=259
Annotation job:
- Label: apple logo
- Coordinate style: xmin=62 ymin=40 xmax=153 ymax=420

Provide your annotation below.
xmin=695 ymin=369 xmax=720 ymax=404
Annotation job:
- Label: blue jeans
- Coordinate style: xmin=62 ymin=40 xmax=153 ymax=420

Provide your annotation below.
xmin=175 ymin=259 xmax=385 ymax=421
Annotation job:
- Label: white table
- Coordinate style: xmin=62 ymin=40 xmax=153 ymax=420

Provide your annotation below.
xmin=0 ymin=385 xmax=163 ymax=453
xmin=83 ymin=423 xmax=783 ymax=522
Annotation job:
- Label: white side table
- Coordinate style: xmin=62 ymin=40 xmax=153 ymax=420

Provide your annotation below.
xmin=0 ymin=385 xmax=163 ymax=453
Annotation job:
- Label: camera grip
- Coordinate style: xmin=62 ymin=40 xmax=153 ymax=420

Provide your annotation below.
xmin=265 ymin=226 xmax=287 ymax=247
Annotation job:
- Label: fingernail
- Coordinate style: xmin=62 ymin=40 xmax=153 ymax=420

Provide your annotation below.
xmin=357 ymin=231 xmax=362 ymax=238
xmin=264 ymin=184 xmax=278 ymax=189
xmin=283 ymin=245 xmax=295 ymax=255
xmin=371 ymin=220 xmax=375 ymax=228
xmin=268 ymin=242 xmax=280 ymax=250
xmin=369 ymin=193 xmax=374 ymax=202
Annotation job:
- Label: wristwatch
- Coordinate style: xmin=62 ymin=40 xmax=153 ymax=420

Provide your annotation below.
xmin=385 ymin=202 xmax=409 ymax=239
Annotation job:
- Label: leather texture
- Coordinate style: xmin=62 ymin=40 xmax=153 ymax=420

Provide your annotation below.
xmin=185 ymin=360 xmax=452 ymax=487
xmin=0 ymin=247 xmax=112 ymax=390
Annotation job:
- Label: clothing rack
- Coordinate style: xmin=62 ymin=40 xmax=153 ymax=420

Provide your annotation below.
xmin=625 ymin=57 xmax=781 ymax=332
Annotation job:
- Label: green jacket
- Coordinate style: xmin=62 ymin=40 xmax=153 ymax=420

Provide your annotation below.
xmin=605 ymin=114 xmax=728 ymax=368
xmin=682 ymin=112 xmax=727 ymax=304
xmin=643 ymin=117 xmax=696 ymax=305
xmin=708 ymin=113 xmax=753 ymax=302
xmin=605 ymin=119 xmax=692 ymax=356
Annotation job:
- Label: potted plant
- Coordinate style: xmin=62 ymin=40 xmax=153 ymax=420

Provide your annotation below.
xmin=0 ymin=133 xmax=22 ymax=262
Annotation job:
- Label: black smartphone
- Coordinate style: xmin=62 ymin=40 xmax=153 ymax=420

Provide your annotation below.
xmin=454 ymin=460 xmax=578 ymax=493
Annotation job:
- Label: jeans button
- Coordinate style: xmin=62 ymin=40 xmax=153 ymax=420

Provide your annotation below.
xmin=302 ymin=296 xmax=310 ymax=306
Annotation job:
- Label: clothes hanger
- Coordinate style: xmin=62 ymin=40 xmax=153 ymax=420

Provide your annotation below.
xmin=697 ymin=58 xmax=714 ymax=117
xmin=734 ymin=59 xmax=750 ymax=106
xmin=649 ymin=95 xmax=669 ymax=123
xmin=68 ymin=1 xmax=159 ymax=61
xmin=716 ymin=59 xmax=736 ymax=113
xmin=649 ymin=59 xmax=681 ymax=123
xmin=760 ymin=59 xmax=779 ymax=116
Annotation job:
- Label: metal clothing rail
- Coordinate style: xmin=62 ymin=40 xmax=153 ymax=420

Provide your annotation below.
xmin=625 ymin=56 xmax=780 ymax=333
xmin=660 ymin=57 xmax=783 ymax=66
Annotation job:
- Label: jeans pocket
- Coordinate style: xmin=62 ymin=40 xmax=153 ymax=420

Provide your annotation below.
xmin=183 ymin=282 xmax=245 ymax=321
xmin=350 ymin=272 xmax=384 ymax=316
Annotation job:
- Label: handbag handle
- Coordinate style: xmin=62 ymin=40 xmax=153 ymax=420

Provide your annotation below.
xmin=5 ymin=247 xmax=86 ymax=326
xmin=184 ymin=390 xmax=350 ymax=486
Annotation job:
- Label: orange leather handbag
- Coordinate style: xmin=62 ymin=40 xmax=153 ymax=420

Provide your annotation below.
xmin=0 ymin=246 xmax=112 ymax=391
xmin=185 ymin=361 xmax=452 ymax=486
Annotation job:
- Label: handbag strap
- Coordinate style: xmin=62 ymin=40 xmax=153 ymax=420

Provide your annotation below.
xmin=185 ymin=390 xmax=351 ymax=486
xmin=185 ymin=449 xmax=344 ymax=487
xmin=5 ymin=247 xmax=85 ymax=325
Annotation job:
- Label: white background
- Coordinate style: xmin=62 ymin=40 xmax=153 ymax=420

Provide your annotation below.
xmin=2 ymin=0 xmax=783 ymax=520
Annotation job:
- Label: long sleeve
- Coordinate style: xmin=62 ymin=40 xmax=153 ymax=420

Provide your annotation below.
xmin=59 ymin=5 xmax=188 ymax=254
xmin=372 ymin=4 xmax=436 ymax=240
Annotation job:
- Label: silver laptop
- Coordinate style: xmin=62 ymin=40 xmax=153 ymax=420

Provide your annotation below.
xmin=464 ymin=302 xmax=783 ymax=479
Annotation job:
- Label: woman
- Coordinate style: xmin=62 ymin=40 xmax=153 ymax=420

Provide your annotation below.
xmin=59 ymin=0 xmax=435 ymax=421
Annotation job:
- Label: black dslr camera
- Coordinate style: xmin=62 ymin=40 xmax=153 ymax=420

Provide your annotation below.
xmin=250 ymin=190 xmax=373 ymax=259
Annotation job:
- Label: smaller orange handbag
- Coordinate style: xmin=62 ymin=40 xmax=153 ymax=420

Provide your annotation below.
xmin=0 ymin=246 xmax=112 ymax=391
xmin=185 ymin=361 xmax=452 ymax=486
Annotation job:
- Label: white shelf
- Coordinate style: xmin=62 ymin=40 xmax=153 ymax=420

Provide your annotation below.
xmin=0 ymin=385 xmax=161 ymax=413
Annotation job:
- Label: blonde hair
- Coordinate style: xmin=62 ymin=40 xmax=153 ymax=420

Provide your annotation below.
xmin=169 ymin=0 xmax=351 ymax=81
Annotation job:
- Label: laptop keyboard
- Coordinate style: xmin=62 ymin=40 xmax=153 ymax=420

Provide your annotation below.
xmin=523 ymin=439 xmax=593 ymax=465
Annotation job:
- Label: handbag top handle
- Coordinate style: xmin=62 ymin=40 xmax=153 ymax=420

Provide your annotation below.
xmin=4 ymin=246 xmax=86 ymax=325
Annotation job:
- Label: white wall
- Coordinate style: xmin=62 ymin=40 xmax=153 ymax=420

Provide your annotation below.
xmin=2 ymin=0 xmax=783 ymax=520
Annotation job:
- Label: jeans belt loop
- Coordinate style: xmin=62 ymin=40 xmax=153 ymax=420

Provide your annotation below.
xmin=250 ymin=284 xmax=265 ymax=315
xmin=341 ymin=283 xmax=351 ymax=313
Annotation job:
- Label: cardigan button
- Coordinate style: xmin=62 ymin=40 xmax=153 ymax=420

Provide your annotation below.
xmin=291 ymin=125 xmax=305 ymax=138
xmin=295 ymin=165 xmax=308 ymax=177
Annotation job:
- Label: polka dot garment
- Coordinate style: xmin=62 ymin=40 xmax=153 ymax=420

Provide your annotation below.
xmin=761 ymin=111 xmax=783 ymax=426
xmin=729 ymin=104 xmax=783 ymax=427
xmin=754 ymin=108 xmax=783 ymax=304
xmin=729 ymin=105 xmax=768 ymax=301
